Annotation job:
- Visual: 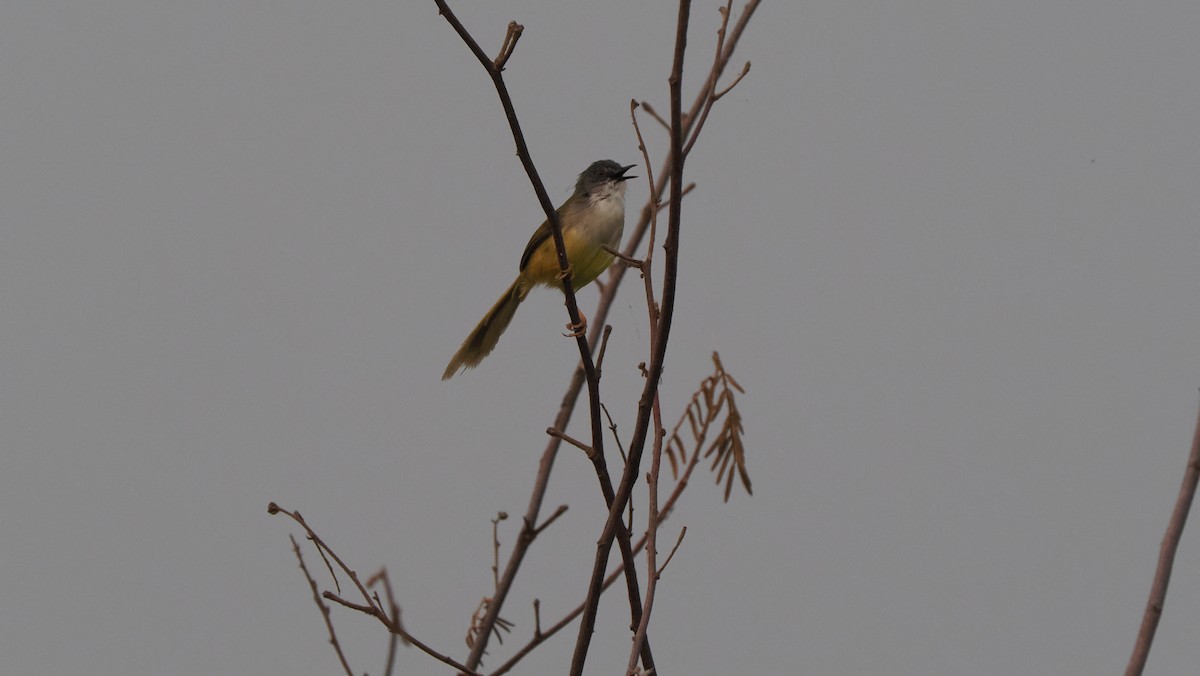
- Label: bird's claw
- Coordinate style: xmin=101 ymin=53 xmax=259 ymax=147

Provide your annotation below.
xmin=563 ymin=310 xmax=588 ymax=338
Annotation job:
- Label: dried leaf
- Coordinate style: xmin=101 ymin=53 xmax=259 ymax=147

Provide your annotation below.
xmin=726 ymin=373 xmax=745 ymax=394
xmin=663 ymin=352 xmax=753 ymax=501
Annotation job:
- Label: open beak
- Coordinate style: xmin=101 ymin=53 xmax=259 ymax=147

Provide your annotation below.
xmin=617 ymin=164 xmax=637 ymax=181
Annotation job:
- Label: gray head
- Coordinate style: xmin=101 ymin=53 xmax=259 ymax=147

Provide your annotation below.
xmin=575 ymin=160 xmax=637 ymax=196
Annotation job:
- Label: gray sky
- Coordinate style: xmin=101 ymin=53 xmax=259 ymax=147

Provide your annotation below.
xmin=3 ymin=1 xmax=1199 ymax=674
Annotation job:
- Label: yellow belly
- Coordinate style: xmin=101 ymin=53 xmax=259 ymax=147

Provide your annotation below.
xmin=521 ymin=210 xmax=622 ymax=289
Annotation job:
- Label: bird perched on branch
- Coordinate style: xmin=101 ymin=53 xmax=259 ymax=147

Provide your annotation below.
xmin=443 ymin=160 xmax=636 ymax=380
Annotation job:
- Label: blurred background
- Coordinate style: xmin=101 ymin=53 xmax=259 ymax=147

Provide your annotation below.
xmin=2 ymin=1 xmax=1199 ymax=674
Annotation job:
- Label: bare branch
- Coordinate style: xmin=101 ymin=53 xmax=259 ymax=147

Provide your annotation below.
xmin=271 ymin=504 xmax=383 ymax=616
xmin=491 ymin=511 xmax=508 ymax=591
xmin=658 ymin=527 xmax=688 ymax=576
xmin=493 ymin=22 xmax=523 ymax=70
xmin=1125 ymin=402 xmax=1200 ymax=675
xmin=595 ymin=324 xmax=614 ymax=375
xmin=603 ymin=244 xmax=645 ymax=269
xmin=532 ymin=504 xmax=569 ymax=537
xmin=325 ymin=591 xmax=378 ymax=615
xmin=627 ymin=388 xmax=670 ymax=672
xmin=569 ymin=0 xmax=693 ymax=672
xmin=493 ymin=432 xmax=707 ymax=676
xmin=631 ymin=99 xmax=662 ymax=347
xmin=290 ymin=534 xmax=355 ymax=676
xmin=430 ymin=3 xmax=645 ymax=667
xmin=426 ymin=0 xmax=761 ymax=671
xmin=683 ymin=0 xmax=755 ymax=158
xmin=367 ymin=571 xmax=410 ymax=676
xmin=270 ymin=504 xmax=481 ymax=676
xmin=312 ymin=532 xmax=342 ymax=595
xmin=546 ymin=427 xmax=593 ymax=456
xmin=655 ymin=182 xmax=695 ymax=212
xmin=602 ymin=402 xmax=629 ymax=465
xmin=638 ymin=101 xmax=671 ymax=131
xmin=713 ymin=61 xmax=751 ymax=100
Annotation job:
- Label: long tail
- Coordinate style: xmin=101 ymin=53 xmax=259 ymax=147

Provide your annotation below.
xmin=442 ymin=279 xmax=528 ymax=380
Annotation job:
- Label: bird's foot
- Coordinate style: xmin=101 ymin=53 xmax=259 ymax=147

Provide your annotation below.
xmin=563 ymin=310 xmax=588 ymax=338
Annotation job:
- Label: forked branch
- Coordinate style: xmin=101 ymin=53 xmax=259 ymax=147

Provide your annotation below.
xmin=268 ymin=503 xmax=481 ymax=676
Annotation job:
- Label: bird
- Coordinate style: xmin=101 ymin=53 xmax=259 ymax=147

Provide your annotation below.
xmin=442 ymin=160 xmax=636 ymax=380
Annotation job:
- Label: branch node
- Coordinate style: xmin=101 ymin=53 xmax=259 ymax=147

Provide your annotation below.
xmin=546 ymin=427 xmax=595 ymax=458
xmin=603 ymin=244 xmax=645 ymax=269
xmin=595 ymin=325 xmax=614 ymax=374
xmin=656 ymin=527 xmax=687 ymax=576
xmin=493 ymin=21 xmax=524 ymax=70
xmin=533 ymin=504 xmax=570 ymax=536
xmin=713 ymin=61 xmax=751 ymax=101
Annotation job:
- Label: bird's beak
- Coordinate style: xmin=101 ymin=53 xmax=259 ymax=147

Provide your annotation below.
xmin=617 ymin=164 xmax=637 ymax=181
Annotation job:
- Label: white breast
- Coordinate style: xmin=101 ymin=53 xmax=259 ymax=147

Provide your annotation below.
xmin=584 ymin=181 xmax=627 ymax=246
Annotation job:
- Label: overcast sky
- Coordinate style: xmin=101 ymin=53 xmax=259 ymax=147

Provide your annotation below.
xmin=3 ymin=1 xmax=1200 ymax=675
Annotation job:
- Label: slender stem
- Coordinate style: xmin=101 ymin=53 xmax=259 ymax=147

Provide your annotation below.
xmin=492 ymin=431 xmax=709 ymax=676
xmin=630 ymin=101 xmax=662 ymax=345
xmin=681 ymin=0 xmax=733 ymax=158
xmin=627 ymin=402 xmax=667 ymax=672
xmin=431 ymin=1 xmax=761 ymax=671
xmin=289 ymin=535 xmax=355 ymax=676
xmin=270 ymin=506 xmax=479 ymax=675
xmin=569 ymin=2 xmax=691 ymax=674
xmin=431 ymin=3 xmax=654 ymax=669
xmin=1125 ymin=402 xmax=1200 ymax=675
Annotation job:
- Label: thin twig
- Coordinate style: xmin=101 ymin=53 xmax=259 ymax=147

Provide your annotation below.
xmin=602 ymin=402 xmax=629 ymax=465
xmin=569 ymin=1 xmax=693 ymax=673
xmin=627 ymin=392 xmax=668 ymax=673
xmin=595 ymin=325 xmax=614 ymax=374
xmin=306 ymin=521 xmax=343 ymax=595
xmin=1125 ymin=402 xmax=1200 ymax=675
xmin=713 ymin=61 xmax=751 ymax=100
xmin=491 ymin=512 xmax=508 ymax=591
xmin=603 ymin=244 xmax=644 ymax=269
xmin=430 ymin=0 xmax=761 ymax=671
xmin=271 ymin=505 xmax=382 ymax=616
xmin=682 ymin=0 xmax=750 ymax=159
xmin=567 ymin=0 xmax=763 ymax=670
xmin=367 ymin=568 xmax=410 ymax=670
xmin=657 ymin=527 xmax=687 ymax=576
xmin=532 ymin=504 xmax=569 ymax=537
xmin=631 ymin=99 xmax=662 ymax=347
xmin=546 ymin=427 xmax=593 ymax=456
xmin=639 ymin=101 xmax=671 ymax=131
xmin=325 ymin=592 xmax=379 ymax=615
xmin=655 ymin=183 xmax=695 ymax=212
xmin=430 ymin=4 xmax=641 ymax=669
xmin=270 ymin=503 xmax=481 ymax=676
xmin=290 ymin=535 xmax=355 ymax=676
xmin=493 ymin=435 xmax=709 ymax=676
xmin=493 ymin=22 xmax=523 ymax=70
